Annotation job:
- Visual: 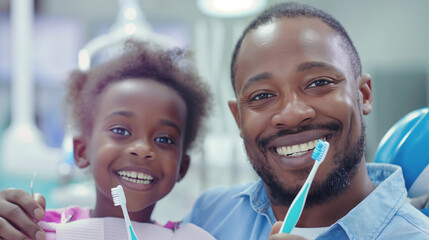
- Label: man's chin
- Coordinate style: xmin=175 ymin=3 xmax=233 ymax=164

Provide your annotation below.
xmin=255 ymin=129 xmax=365 ymax=208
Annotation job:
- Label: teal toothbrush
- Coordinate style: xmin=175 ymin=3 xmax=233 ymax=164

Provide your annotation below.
xmin=111 ymin=185 xmax=139 ymax=240
xmin=279 ymin=139 xmax=330 ymax=233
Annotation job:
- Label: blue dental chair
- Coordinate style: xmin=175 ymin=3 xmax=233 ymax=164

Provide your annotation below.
xmin=374 ymin=107 xmax=429 ymax=217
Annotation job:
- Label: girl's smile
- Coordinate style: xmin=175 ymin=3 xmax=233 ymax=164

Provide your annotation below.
xmin=114 ymin=167 xmax=157 ymax=191
xmin=74 ymin=78 xmax=190 ymax=221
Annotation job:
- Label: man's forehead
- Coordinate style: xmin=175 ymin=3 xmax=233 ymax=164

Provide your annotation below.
xmin=234 ymin=17 xmax=352 ymax=90
xmin=243 ymin=17 xmax=336 ymax=49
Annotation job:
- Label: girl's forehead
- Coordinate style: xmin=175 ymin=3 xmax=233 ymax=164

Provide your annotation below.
xmin=95 ymin=78 xmax=187 ymax=125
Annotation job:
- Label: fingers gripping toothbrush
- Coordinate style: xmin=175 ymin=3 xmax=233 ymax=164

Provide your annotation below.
xmin=279 ymin=139 xmax=330 ymax=233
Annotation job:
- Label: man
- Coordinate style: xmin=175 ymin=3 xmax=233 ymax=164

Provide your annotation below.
xmin=0 ymin=2 xmax=428 ymax=240
xmin=183 ymin=2 xmax=429 ymax=239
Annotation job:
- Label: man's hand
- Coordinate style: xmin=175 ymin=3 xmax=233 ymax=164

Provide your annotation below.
xmin=0 ymin=189 xmax=46 ymax=240
xmin=269 ymin=221 xmax=309 ymax=240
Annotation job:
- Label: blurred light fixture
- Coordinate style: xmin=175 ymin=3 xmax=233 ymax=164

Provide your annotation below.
xmin=124 ymin=22 xmax=137 ymax=34
xmin=124 ymin=7 xmax=137 ymax=20
xmin=78 ymin=0 xmax=177 ymax=71
xmin=2 ymin=0 xmax=62 ymax=178
xmin=197 ymin=0 xmax=266 ymax=18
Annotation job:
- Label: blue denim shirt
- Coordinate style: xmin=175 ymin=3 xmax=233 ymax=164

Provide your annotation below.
xmin=183 ymin=163 xmax=429 ymax=240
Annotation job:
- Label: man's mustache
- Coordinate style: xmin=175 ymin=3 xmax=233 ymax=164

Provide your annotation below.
xmin=257 ymin=122 xmax=341 ymax=153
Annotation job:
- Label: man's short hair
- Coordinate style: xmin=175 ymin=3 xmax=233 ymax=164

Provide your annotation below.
xmin=230 ymin=2 xmax=362 ymax=92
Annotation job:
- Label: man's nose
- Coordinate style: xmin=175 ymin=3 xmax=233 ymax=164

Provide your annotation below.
xmin=127 ymin=139 xmax=156 ymax=160
xmin=271 ymin=93 xmax=316 ymax=128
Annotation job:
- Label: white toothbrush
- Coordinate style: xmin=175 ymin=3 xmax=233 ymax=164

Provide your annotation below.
xmin=111 ymin=185 xmax=139 ymax=240
xmin=279 ymin=139 xmax=330 ymax=233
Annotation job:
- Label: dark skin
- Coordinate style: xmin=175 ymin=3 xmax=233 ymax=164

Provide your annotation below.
xmin=228 ymin=16 xmax=375 ymax=232
xmin=76 ymin=78 xmax=190 ymax=222
xmin=269 ymin=222 xmax=308 ymax=240
xmin=0 ymin=190 xmax=46 ymax=240
xmin=0 ymin=78 xmax=191 ymax=240
xmin=0 ymin=17 xmax=376 ymax=240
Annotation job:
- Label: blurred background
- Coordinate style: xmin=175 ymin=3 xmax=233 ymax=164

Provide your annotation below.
xmin=0 ymin=0 xmax=428 ymax=223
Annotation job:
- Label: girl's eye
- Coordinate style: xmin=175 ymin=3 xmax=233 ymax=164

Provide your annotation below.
xmin=155 ymin=136 xmax=175 ymax=145
xmin=308 ymin=79 xmax=332 ymax=88
xmin=251 ymin=93 xmax=274 ymax=101
xmin=111 ymin=127 xmax=131 ymax=136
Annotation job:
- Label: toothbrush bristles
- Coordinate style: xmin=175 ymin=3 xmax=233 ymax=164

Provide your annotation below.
xmin=311 ymin=139 xmax=329 ymax=162
xmin=111 ymin=186 xmax=124 ymax=206
xmin=110 ymin=185 xmax=138 ymax=240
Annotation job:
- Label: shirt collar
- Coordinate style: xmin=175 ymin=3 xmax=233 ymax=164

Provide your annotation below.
xmin=330 ymin=163 xmax=407 ymax=239
xmin=233 ymin=179 xmax=278 ymax=225
xmin=233 ymin=163 xmax=407 ymax=239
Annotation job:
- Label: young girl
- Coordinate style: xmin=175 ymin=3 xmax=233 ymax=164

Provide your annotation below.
xmin=35 ymin=39 xmax=214 ymax=239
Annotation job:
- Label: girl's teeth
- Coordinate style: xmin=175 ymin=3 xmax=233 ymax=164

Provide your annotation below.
xmin=120 ymin=176 xmax=151 ymax=184
xmin=117 ymin=171 xmax=154 ymax=184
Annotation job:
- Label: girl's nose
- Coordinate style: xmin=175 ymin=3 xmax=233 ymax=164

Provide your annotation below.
xmin=128 ymin=140 xmax=156 ymax=160
xmin=271 ymin=94 xmax=316 ymax=128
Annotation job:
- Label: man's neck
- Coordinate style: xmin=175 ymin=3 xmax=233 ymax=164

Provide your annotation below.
xmin=270 ymin=162 xmax=376 ymax=227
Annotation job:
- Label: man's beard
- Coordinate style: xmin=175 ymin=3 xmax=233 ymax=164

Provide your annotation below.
xmin=245 ymin=122 xmax=366 ymax=207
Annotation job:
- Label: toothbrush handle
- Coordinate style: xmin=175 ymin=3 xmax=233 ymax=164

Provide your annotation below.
xmin=279 ymin=160 xmax=321 ymax=233
xmin=129 ymin=226 xmax=138 ymax=240
xmin=121 ymin=205 xmax=139 ymax=240
xmin=279 ymin=183 xmax=310 ymax=233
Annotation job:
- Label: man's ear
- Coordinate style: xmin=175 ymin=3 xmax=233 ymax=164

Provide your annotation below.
xmin=73 ymin=136 xmax=90 ymax=168
xmin=228 ymin=99 xmax=243 ymax=137
xmin=177 ymin=154 xmax=190 ymax=182
xmin=358 ymin=74 xmax=373 ymax=115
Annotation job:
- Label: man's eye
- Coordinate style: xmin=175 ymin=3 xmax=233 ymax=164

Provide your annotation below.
xmin=308 ymin=79 xmax=332 ymax=88
xmin=155 ymin=137 xmax=175 ymax=145
xmin=251 ymin=93 xmax=274 ymax=101
xmin=111 ymin=128 xmax=131 ymax=136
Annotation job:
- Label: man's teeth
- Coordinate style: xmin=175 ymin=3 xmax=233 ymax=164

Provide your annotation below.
xmin=276 ymin=138 xmax=325 ymax=156
xmin=117 ymin=171 xmax=153 ymax=184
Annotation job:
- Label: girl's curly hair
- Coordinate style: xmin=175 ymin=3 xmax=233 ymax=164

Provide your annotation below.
xmin=66 ymin=39 xmax=210 ymax=152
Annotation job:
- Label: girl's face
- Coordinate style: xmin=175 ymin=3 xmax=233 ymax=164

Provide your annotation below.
xmin=73 ymin=78 xmax=189 ymax=221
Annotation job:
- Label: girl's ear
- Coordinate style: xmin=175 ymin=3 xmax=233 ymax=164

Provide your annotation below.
xmin=177 ymin=154 xmax=190 ymax=182
xmin=73 ymin=136 xmax=90 ymax=168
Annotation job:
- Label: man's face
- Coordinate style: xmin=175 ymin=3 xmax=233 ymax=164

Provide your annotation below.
xmin=229 ymin=17 xmax=373 ymax=207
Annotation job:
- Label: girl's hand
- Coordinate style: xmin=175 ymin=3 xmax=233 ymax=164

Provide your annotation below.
xmin=269 ymin=221 xmax=309 ymax=240
xmin=0 ymin=188 xmax=46 ymax=240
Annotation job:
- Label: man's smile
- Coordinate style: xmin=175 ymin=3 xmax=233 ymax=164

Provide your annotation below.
xmin=257 ymin=123 xmax=340 ymax=154
xmin=274 ymin=137 xmax=326 ymax=157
